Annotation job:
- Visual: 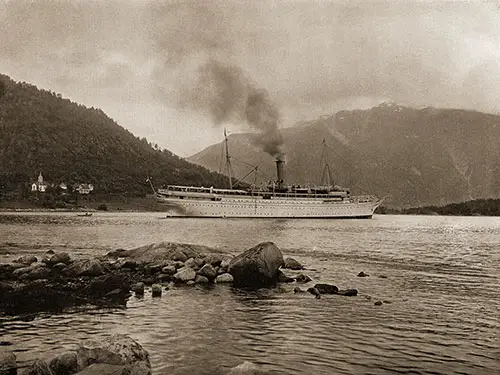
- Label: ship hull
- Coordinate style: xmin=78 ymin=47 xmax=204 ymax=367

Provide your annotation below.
xmin=157 ymin=195 xmax=381 ymax=218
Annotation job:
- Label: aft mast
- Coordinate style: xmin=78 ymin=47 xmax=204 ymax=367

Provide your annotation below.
xmin=224 ymin=129 xmax=233 ymax=189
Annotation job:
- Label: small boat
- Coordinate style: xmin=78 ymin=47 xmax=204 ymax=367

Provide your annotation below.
xmin=77 ymin=212 xmax=93 ymax=217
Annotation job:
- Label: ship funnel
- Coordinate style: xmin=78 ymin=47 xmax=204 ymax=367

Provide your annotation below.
xmin=275 ymin=156 xmax=286 ymax=190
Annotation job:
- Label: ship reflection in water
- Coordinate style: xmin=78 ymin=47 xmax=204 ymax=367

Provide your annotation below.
xmin=0 ymin=213 xmax=499 ymax=374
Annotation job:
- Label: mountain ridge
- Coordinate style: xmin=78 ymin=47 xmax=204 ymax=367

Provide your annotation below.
xmin=189 ymin=104 xmax=500 ymax=207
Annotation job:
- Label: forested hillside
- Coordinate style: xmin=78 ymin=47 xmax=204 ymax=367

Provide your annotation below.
xmin=0 ymin=74 xmax=228 ymax=198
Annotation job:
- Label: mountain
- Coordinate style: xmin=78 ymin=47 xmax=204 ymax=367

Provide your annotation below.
xmin=188 ymin=102 xmax=500 ymax=207
xmin=0 ymin=74 xmax=228 ymax=197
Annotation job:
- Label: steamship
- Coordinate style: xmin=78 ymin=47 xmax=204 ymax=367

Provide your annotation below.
xmin=153 ymin=134 xmax=382 ymax=218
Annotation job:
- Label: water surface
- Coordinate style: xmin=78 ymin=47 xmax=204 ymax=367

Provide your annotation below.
xmin=1 ymin=213 xmax=499 ymax=374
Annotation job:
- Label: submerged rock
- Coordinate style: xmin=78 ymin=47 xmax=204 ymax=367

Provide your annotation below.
xmin=228 ymin=242 xmax=284 ymax=288
xmin=283 ymin=257 xmax=304 ymax=270
xmin=307 ymin=287 xmax=321 ymax=299
xmin=314 ymin=283 xmax=338 ymax=294
xmin=338 ymin=289 xmax=358 ymax=297
xmin=357 ymin=271 xmax=369 ymax=277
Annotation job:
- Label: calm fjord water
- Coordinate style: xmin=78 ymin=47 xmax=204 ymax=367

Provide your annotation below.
xmin=0 ymin=213 xmax=499 ymax=374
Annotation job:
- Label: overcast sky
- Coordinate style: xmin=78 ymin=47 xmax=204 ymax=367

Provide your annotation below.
xmin=1 ymin=0 xmax=500 ymax=156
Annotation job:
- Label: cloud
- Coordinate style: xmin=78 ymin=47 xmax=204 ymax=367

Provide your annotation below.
xmin=1 ymin=0 xmax=500 ymax=155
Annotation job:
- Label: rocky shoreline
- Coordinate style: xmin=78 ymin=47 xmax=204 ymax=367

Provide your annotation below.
xmin=1 ymin=241 xmax=376 ymax=374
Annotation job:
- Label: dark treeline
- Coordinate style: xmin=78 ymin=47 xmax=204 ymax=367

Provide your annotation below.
xmin=377 ymin=198 xmax=500 ymax=216
xmin=0 ymin=74 xmax=230 ymax=201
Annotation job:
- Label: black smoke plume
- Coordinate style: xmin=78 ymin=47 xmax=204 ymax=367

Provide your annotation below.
xmin=186 ymin=60 xmax=283 ymax=157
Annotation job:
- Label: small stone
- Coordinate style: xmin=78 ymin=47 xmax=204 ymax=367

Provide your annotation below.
xmin=132 ymin=282 xmax=145 ymax=296
xmin=374 ymin=300 xmax=383 ymax=306
xmin=171 ymin=249 xmax=188 ymax=262
xmin=46 ymin=250 xmax=55 ymax=255
xmin=293 ymin=287 xmax=304 ymax=293
xmin=215 ymin=273 xmax=233 ymax=283
xmin=186 ymin=280 xmax=195 ymax=286
xmin=151 ymin=284 xmax=162 ymax=298
xmin=357 ymin=271 xmax=369 ymax=277
xmin=203 ymin=254 xmax=223 ymax=267
xmin=161 ymin=265 xmax=176 ymax=275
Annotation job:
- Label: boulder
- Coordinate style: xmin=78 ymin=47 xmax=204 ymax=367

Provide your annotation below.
xmin=0 ymin=348 xmax=16 ymax=375
xmin=203 ymin=254 xmax=223 ymax=267
xmin=76 ymin=334 xmax=150 ymax=370
xmin=283 ymin=257 xmax=303 ymax=270
xmin=49 ymin=351 xmax=78 ymax=375
xmin=14 ymin=255 xmax=38 ymax=266
xmin=314 ymin=283 xmax=338 ymax=294
xmin=65 ymin=259 xmax=105 ymax=277
xmin=24 ymin=266 xmax=51 ymax=281
xmin=173 ymin=267 xmax=196 ymax=283
xmin=215 ymin=273 xmax=233 ymax=283
xmin=228 ymin=242 xmax=284 ymax=288
xmin=357 ymin=271 xmax=369 ymax=277
xmin=194 ymin=275 xmax=209 ymax=284
xmin=197 ymin=264 xmax=217 ymax=281
xmin=74 ymin=362 xmax=150 ymax=375
xmin=19 ymin=359 xmax=52 ymax=375
xmin=47 ymin=253 xmax=71 ymax=266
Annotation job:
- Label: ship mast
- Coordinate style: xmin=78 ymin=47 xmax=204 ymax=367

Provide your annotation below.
xmin=224 ymin=129 xmax=233 ymax=189
xmin=320 ymin=139 xmax=334 ymax=187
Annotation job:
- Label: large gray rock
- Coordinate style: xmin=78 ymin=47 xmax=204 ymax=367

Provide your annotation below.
xmin=76 ymin=334 xmax=150 ymax=371
xmin=228 ymin=242 xmax=284 ymax=288
xmin=107 ymin=242 xmax=220 ymax=265
xmin=0 ymin=348 xmax=16 ymax=375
